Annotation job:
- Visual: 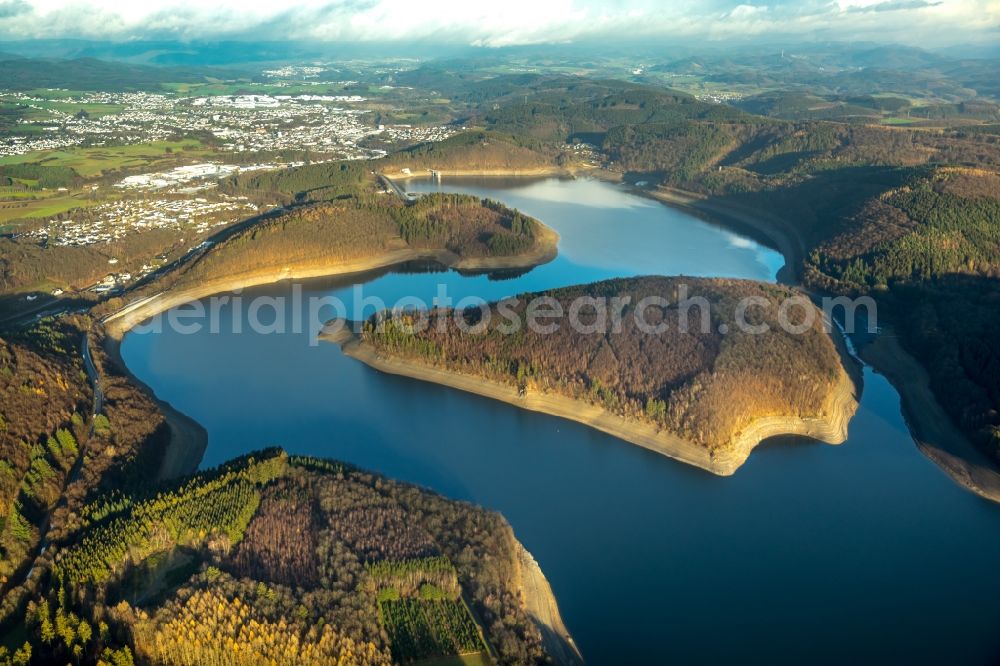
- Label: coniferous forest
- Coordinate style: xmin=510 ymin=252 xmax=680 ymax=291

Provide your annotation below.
xmin=1 ymin=450 xmax=549 ymax=666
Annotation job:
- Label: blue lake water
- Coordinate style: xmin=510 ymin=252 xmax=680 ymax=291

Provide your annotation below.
xmin=121 ymin=177 xmax=1000 ymax=665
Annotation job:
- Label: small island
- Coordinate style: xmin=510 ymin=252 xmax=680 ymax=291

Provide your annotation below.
xmin=325 ymin=276 xmax=859 ymax=475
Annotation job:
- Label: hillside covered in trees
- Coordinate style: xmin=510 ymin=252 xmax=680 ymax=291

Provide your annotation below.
xmin=797 ymin=167 xmax=1000 ymax=460
xmin=0 ymin=315 xmax=177 ymax=648
xmin=356 ymin=276 xmax=850 ymax=455
xmin=379 ymin=131 xmax=563 ymax=175
xmin=0 ymin=449 xmax=562 ymax=666
xmin=466 ymin=78 xmax=746 ymax=144
xmin=462 ymin=75 xmax=1000 ymax=466
xmin=0 ymin=320 xmax=91 ymax=589
xmin=171 ymin=192 xmax=551 ymax=290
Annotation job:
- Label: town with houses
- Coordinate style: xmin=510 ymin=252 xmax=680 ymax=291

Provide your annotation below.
xmin=0 ymin=88 xmax=455 ymax=158
xmin=1 ymin=73 xmax=461 ymax=299
xmin=21 ymin=194 xmax=258 ymax=248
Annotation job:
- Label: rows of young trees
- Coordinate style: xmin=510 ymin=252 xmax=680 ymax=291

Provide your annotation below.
xmin=367 ymin=557 xmax=459 ymax=599
xmin=379 ymin=597 xmax=486 ymax=663
xmin=56 ymin=452 xmax=286 ymax=587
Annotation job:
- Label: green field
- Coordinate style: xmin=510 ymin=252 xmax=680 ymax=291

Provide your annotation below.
xmin=0 ymin=140 xmax=210 ymax=177
xmin=0 ymin=189 xmax=40 ymax=200
xmin=0 ymin=193 xmax=99 ymax=224
xmin=28 ymin=100 xmax=126 ymax=119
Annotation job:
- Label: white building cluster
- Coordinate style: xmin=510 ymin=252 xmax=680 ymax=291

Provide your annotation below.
xmin=20 ymin=194 xmax=257 ymax=247
xmin=261 ymin=66 xmax=326 ymax=78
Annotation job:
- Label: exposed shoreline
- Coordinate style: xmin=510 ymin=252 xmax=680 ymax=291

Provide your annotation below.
xmin=643 ymin=185 xmax=806 ymax=285
xmin=511 ymin=538 xmax=584 ymax=666
xmin=99 ymin=332 xmax=208 ymax=481
xmin=102 ymin=221 xmax=559 ymax=480
xmin=859 ymin=330 xmax=1000 ymax=503
xmin=103 ymin=166 xmax=998 ymax=494
xmin=104 ymin=227 xmax=559 ymax=339
xmin=646 ymin=183 xmax=1000 ymax=502
xmin=324 ymin=329 xmax=858 ymax=476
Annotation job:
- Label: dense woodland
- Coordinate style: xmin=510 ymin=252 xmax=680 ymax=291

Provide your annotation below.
xmin=380 ymin=131 xmax=560 ymax=174
xmin=0 ymin=228 xmax=189 ymax=295
xmin=218 ymin=161 xmax=373 ymax=205
xmin=173 ymin=192 xmax=544 ymax=288
xmin=363 ymin=276 xmax=844 ymax=451
xmin=0 ymin=319 xmax=90 ymax=588
xmin=0 ymin=165 xmax=82 ymax=191
xmin=474 ymin=82 xmax=745 ymax=143
xmin=795 ymin=168 xmax=1000 ymax=458
xmin=0 ymin=450 xmax=551 ymax=665
xmin=0 ymin=315 xmax=177 ymax=661
xmin=0 ymin=57 xmax=217 ymax=92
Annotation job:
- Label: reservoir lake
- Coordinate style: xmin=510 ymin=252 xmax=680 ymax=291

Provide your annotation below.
xmin=121 ymin=177 xmax=1000 ymax=665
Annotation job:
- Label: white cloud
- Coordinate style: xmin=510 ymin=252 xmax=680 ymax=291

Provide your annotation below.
xmin=0 ymin=0 xmax=995 ymax=46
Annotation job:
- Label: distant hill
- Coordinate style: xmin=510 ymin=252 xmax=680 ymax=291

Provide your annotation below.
xmin=0 ymin=56 xmax=230 ymax=91
xmin=463 ymin=77 xmax=747 ymax=142
xmin=380 ymin=131 xmax=561 ymax=173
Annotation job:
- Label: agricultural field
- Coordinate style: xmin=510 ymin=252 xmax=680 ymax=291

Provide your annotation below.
xmin=0 ymin=140 xmax=210 ymax=178
xmin=0 ymin=192 xmax=100 ymax=225
xmin=7 ymin=99 xmax=127 ymax=121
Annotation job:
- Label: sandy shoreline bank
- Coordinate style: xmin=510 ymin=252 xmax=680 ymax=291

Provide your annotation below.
xmin=104 ymin=228 xmax=559 ymax=339
xmin=512 ymin=538 xmax=584 ymax=666
xmin=642 ymin=184 xmax=1000 ymax=502
xmin=648 ymin=188 xmax=1000 ymax=502
xmin=325 ymin=330 xmax=857 ymax=476
xmin=101 ymin=225 xmax=559 ymax=478
xmin=99 ymin=333 xmax=208 ymax=481
xmin=859 ymin=330 xmax=1000 ymax=502
xmin=644 ymin=186 xmax=807 ymax=285
xmin=102 ymin=164 xmax=997 ymax=491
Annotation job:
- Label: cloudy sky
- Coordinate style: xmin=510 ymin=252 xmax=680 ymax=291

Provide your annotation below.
xmin=0 ymin=0 xmax=996 ymax=47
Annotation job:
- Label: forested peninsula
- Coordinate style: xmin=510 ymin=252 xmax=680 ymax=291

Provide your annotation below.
xmin=1 ymin=448 xmax=579 ymax=665
xmin=102 ymin=184 xmax=558 ymax=337
xmin=325 ymin=277 xmax=858 ymax=475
